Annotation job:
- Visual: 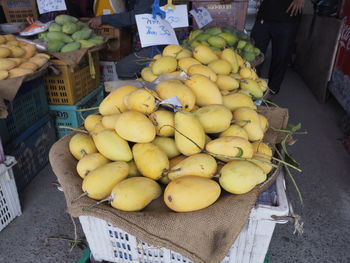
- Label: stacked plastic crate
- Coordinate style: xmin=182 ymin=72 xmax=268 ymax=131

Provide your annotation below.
xmin=46 ymin=52 xmax=104 ymax=139
xmin=0 ymin=77 xmax=55 ymax=192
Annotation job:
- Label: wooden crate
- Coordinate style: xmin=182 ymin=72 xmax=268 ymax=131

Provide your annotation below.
xmin=1 ymin=0 xmax=38 ymax=23
xmin=190 ymin=0 xmax=248 ymax=31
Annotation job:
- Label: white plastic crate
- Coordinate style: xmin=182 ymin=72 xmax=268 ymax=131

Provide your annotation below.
xmin=0 ymin=156 xmax=21 ymax=232
xmin=100 ymin=61 xmax=119 ymax=82
xmin=80 ymin=173 xmax=289 ymax=263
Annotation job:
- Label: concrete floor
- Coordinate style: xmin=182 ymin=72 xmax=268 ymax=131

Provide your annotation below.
xmin=0 ymin=69 xmax=350 ymax=263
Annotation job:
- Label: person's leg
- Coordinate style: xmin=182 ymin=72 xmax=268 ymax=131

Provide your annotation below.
xmin=268 ymin=20 xmax=300 ymax=94
xmin=115 ymin=47 xmax=156 ymax=79
xmin=250 ymin=19 xmax=272 ymax=74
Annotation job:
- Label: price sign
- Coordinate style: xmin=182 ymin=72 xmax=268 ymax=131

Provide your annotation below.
xmin=160 ymin=5 xmax=189 ymax=28
xmin=135 ymin=14 xmax=179 ymax=48
xmin=36 ymin=0 xmax=67 ymax=14
xmin=190 ymin=7 xmax=213 ymax=29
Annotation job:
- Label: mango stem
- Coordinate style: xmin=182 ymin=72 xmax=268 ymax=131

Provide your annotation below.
xmin=58 ymin=126 xmax=89 ymax=134
xmin=71 ymin=192 xmax=88 ymax=204
xmin=82 ymin=197 xmax=110 ymax=212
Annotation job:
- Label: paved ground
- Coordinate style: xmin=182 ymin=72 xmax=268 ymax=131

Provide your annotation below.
xmin=0 ymin=69 xmax=349 ymax=263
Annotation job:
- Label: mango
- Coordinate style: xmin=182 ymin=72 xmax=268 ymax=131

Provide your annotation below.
xmin=22 ymin=44 xmax=36 ymax=59
xmin=240 ymin=79 xmax=263 ymax=99
xmin=233 ymin=107 xmax=264 ymax=141
xmin=219 ymin=160 xmax=266 ymax=194
xmin=156 ymin=79 xmax=196 ymax=111
xmin=69 ymin=133 xmax=97 ymax=160
xmin=187 ymin=64 xmax=217 ymax=82
xmin=47 ymin=32 xmax=73 ymax=43
xmin=79 ymin=40 xmax=95 ymax=48
xmin=194 ymin=104 xmax=232 ymax=133
xmin=219 ymin=124 xmax=249 ymax=140
xmin=218 ymin=33 xmax=238 ymax=46
xmin=46 ymin=40 xmax=65 ymax=52
xmin=223 ymin=93 xmax=257 ymax=111
xmin=178 ymin=57 xmax=201 ymax=72
xmin=0 ymin=70 xmax=8 ymax=80
xmin=256 ymin=78 xmax=268 ymax=92
xmin=205 ymin=136 xmax=253 ymax=161
xmin=176 ymin=49 xmax=192 ymax=59
xmin=115 ymin=111 xmax=156 ymax=143
xmin=152 ymin=137 xmax=180 ymax=159
xmin=8 ymin=68 xmax=34 ymax=78
xmin=101 ymin=114 xmax=120 ymax=130
xmin=151 ymin=56 xmax=177 ymax=75
xmin=76 ymin=153 xmax=110 ymax=179
xmin=216 ymin=75 xmax=239 ymax=91
xmin=132 ymin=143 xmax=169 ymax=180
xmin=48 ymin=23 xmax=62 ymax=32
xmin=149 ymin=110 xmax=175 ymax=137
xmin=258 ymin=114 xmax=269 ymax=133
xmin=61 ymin=42 xmax=81 ymax=52
xmin=55 ymin=14 xmax=78 ymax=25
xmin=84 ymin=114 xmax=102 ymax=132
xmin=72 ymin=28 xmax=93 ymax=41
xmin=167 ymin=153 xmax=217 ymax=180
xmin=82 ymin=161 xmax=129 ymax=200
xmin=141 ymin=67 xmax=158 ymax=82
xmin=205 ymin=27 xmax=222 ymax=35
xmin=193 ymin=45 xmax=218 ymax=64
xmin=6 ymin=46 xmax=25 ymax=57
xmin=207 ymin=36 xmax=226 ymax=48
xmin=111 ymin=177 xmax=162 ymax=211
xmin=221 ymin=48 xmax=239 ymax=73
xmin=174 ymin=111 xmax=205 ymax=156
xmin=208 ymin=59 xmax=231 ymax=75
xmin=124 ymin=89 xmax=156 ymax=115
xmin=169 ymin=155 xmax=187 ymax=168
xmin=162 ymin=45 xmax=182 ymax=57
xmin=99 ymin=85 xmax=138 ymax=115
xmin=92 ymin=130 xmax=132 ymax=161
xmin=62 ymin=23 xmax=79 ymax=35
xmin=0 ymin=47 xmax=10 ymax=58
xmin=127 ymin=160 xmax=141 ymax=177
xmin=185 ymin=74 xmax=222 ymax=106
xmin=164 ymin=176 xmax=221 ymax=212
xmin=0 ymin=59 xmax=18 ymax=70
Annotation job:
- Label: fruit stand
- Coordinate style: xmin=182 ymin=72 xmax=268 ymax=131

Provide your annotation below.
xmin=0 ymin=2 xmax=301 ymax=263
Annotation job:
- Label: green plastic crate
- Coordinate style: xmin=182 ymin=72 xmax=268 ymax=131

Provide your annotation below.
xmin=49 ymin=85 xmax=104 ymax=138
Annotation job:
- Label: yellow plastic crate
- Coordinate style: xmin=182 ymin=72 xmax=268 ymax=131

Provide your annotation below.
xmin=44 ymin=52 xmax=100 ymax=105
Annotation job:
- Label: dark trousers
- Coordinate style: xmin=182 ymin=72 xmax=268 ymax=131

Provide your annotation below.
xmin=251 ymin=19 xmax=300 ymax=94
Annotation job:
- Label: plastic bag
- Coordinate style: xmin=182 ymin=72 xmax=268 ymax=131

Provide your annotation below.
xmin=20 ymin=21 xmax=52 ymax=36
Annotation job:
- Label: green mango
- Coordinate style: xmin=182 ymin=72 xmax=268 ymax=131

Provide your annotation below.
xmin=207 ymin=36 xmax=226 ymax=48
xmin=72 ymin=28 xmax=93 ymax=41
xmin=189 ymin=30 xmax=203 ymax=41
xmin=237 ymin=40 xmax=247 ymax=49
xmin=244 ymin=43 xmax=255 ymax=52
xmin=218 ymin=33 xmax=238 ymax=46
xmin=38 ymin=32 xmax=49 ymax=41
xmin=55 ymin=14 xmax=78 ymax=25
xmin=199 ymin=40 xmax=210 ymax=46
xmin=243 ymin=51 xmax=256 ymax=63
xmin=195 ymin=33 xmax=211 ymax=42
xmin=205 ymin=27 xmax=222 ymax=35
xmin=79 ymin=40 xmax=95 ymax=48
xmin=190 ymin=40 xmax=201 ymax=49
xmin=47 ymin=31 xmax=73 ymax=43
xmin=46 ymin=40 xmax=65 ymax=52
xmin=76 ymin=21 xmax=89 ymax=30
xmin=61 ymin=41 xmax=81 ymax=52
xmin=48 ymin=23 xmax=62 ymax=32
xmin=210 ymin=46 xmax=221 ymax=52
xmin=253 ymin=47 xmax=261 ymax=56
xmin=89 ymin=36 xmax=104 ymax=45
xmin=62 ymin=23 xmax=80 ymax=35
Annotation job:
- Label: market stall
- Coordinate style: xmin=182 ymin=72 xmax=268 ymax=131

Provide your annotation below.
xmin=0 ymin=1 xmax=302 ymax=263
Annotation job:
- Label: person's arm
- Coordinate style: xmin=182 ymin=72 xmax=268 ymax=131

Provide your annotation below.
xmin=88 ymin=0 xmax=157 ymax=28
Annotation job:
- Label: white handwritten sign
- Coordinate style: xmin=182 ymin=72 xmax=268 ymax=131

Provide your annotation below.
xmin=160 ymin=5 xmax=189 ymax=28
xmin=36 ymin=0 xmax=67 ymax=14
xmin=190 ymin=7 xmax=213 ymax=29
xmin=135 ymin=14 xmax=179 ymax=48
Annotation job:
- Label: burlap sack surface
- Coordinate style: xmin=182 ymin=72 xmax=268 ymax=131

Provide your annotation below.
xmin=49 ymin=107 xmax=289 ymax=263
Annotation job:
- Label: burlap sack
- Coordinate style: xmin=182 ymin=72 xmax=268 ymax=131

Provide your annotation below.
xmin=49 ymin=106 xmax=288 ymax=263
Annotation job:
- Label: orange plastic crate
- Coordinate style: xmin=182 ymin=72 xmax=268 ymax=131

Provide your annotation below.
xmin=44 ymin=52 xmax=100 ymax=105
xmin=1 ymin=0 xmax=38 ymax=22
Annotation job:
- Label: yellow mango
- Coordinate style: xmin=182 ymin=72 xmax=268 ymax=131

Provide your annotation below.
xmin=220 ymin=90 xmax=231 ymax=96
xmin=221 ymin=48 xmax=239 ymax=73
xmin=193 ymin=44 xmax=218 ymax=64
xmin=0 ymin=47 xmax=11 ymax=58
xmin=169 ymin=155 xmax=187 ymax=168
xmin=19 ymin=62 xmax=38 ymax=71
xmin=28 ymin=56 xmax=47 ymax=67
xmin=84 ymin=114 xmax=102 ymax=132
xmin=92 ymin=130 xmax=132 ymax=161
xmin=252 ymin=142 xmax=272 ymax=159
xmin=159 ymin=175 xmax=171 ymax=185
xmin=176 ymin=49 xmax=192 ymax=59
xmin=187 ymin=64 xmax=217 ymax=82
xmin=4 ymin=34 xmax=16 ymax=41
xmin=235 ymin=53 xmax=244 ymax=67
xmin=151 ymin=56 xmax=177 ymax=75
xmin=115 ymin=111 xmax=156 ymax=143
xmin=0 ymin=70 xmax=8 ymax=80
xmin=233 ymin=107 xmax=264 ymax=141
xmin=149 ymin=110 xmax=175 ymax=137
xmin=69 ymin=133 xmax=97 ymax=160
xmin=124 ymin=89 xmax=156 ymax=115
xmin=164 ymin=176 xmax=221 ymax=212
xmin=205 ymin=136 xmax=253 ymax=161
xmin=92 ymin=122 xmax=108 ymax=133
xmin=216 ymin=75 xmax=239 ymax=91
xmin=22 ymin=44 xmax=36 ymax=59
xmin=99 ymin=85 xmax=138 ymax=115
xmin=132 ymin=143 xmax=169 ymax=180
xmin=240 ymin=79 xmax=263 ymax=99
xmin=76 ymin=153 xmax=110 ymax=179
xmin=7 ymin=45 xmax=25 ymax=57
xmin=0 ymin=36 xmax=5 ymax=44
xmin=162 ymin=44 xmax=182 ymax=57
xmin=185 ymin=74 xmax=222 ymax=106
xmin=256 ymin=78 xmax=268 ymax=92
xmin=258 ymin=114 xmax=269 ymax=133
xmin=205 ymin=134 xmax=212 ymax=144
xmin=8 ymin=68 xmax=33 ymax=78
xmin=110 ymin=177 xmax=162 ymax=211
xmin=167 ymin=153 xmax=217 ymax=180
xmin=174 ymin=111 xmax=205 ymax=156
xmin=141 ymin=67 xmax=158 ymax=82
xmin=223 ymin=93 xmax=257 ymax=111
xmin=208 ymin=59 xmax=231 ymax=75
xmin=219 ymin=124 xmax=249 ymax=140
xmin=0 ymin=58 xmax=17 ymax=70
xmin=35 ymin=53 xmax=50 ymax=59
xmin=194 ymin=104 xmax=232 ymax=133
xmin=156 ymin=79 xmax=196 ymax=111
xmin=82 ymin=161 xmax=129 ymax=200
xmin=101 ymin=114 xmax=120 ymax=129
xmin=219 ymin=160 xmax=266 ymax=194
xmin=178 ymin=57 xmax=201 ymax=72
xmin=152 ymin=137 xmax=180 ymax=159
xmin=8 ymin=58 xmax=25 ymax=65
xmin=127 ymin=160 xmax=141 ymax=177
